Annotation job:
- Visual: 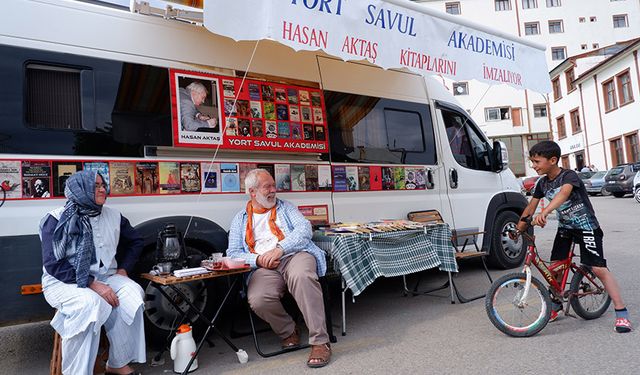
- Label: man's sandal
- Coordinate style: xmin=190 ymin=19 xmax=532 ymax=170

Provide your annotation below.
xmin=307 ymin=343 xmax=331 ymax=368
xmin=281 ymin=328 xmax=300 ymax=349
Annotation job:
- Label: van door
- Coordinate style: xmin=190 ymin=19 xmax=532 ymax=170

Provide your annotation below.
xmin=435 ymin=102 xmax=502 ymax=247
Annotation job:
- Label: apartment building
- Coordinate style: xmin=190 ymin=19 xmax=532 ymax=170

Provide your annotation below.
xmin=414 ymin=0 xmax=640 ymax=176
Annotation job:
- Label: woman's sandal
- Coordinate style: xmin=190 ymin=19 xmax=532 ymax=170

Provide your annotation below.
xmin=307 ymin=343 xmax=331 ymax=368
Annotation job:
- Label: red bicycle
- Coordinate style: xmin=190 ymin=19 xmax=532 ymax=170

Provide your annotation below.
xmin=485 ymin=221 xmax=611 ymax=337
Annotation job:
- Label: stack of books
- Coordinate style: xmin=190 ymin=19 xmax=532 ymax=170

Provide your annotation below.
xmin=317 ymin=220 xmax=434 ymax=236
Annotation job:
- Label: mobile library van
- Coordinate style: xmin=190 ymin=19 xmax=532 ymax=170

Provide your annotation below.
xmin=0 ymin=0 xmax=550 ymax=341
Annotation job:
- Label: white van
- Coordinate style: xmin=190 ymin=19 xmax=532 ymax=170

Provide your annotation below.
xmin=0 ymin=0 xmax=527 ymax=340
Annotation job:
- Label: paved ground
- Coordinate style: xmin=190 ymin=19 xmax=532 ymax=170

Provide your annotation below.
xmin=1 ymin=195 xmax=639 ymax=375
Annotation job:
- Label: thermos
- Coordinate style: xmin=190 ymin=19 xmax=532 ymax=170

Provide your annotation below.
xmin=170 ymin=324 xmax=198 ymax=373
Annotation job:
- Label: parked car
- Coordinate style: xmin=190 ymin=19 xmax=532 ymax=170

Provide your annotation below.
xmin=584 ymin=171 xmax=610 ymax=196
xmin=634 ymin=171 xmax=640 ymax=203
xmin=577 ymin=171 xmax=595 ymax=180
xmin=522 ymin=176 xmax=540 ymax=195
xmin=604 ymin=162 xmax=640 ymax=198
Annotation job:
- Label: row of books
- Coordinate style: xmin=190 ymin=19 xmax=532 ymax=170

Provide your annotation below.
xmin=224 ymin=118 xmax=326 ymax=141
xmin=317 ymin=220 xmax=437 ymax=235
xmin=222 ymin=78 xmax=323 ymax=107
xmin=0 ymin=159 xmax=428 ymax=200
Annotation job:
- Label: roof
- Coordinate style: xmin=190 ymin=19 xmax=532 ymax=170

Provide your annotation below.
xmin=573 ymin=38 xmax=640 ymax=85
xmin=549 ymin=38 xmax=640 ymax=78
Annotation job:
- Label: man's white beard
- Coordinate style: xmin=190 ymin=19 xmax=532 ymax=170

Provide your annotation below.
xmin=256 ymin=192 xmax=276 ymax=209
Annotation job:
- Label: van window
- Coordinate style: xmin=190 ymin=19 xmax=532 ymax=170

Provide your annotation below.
xmin=442 ymin=108 xmax=492 ymax=171
xmin=324 ymin=91 xmax=436 ymax=165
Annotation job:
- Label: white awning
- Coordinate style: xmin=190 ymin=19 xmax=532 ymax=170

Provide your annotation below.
xmin=203 ymin=0 xmax=551 ymax=93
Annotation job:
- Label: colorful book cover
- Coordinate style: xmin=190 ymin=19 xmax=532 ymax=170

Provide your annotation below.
xmin=369 ymin=166 xmax=382 ymax=191
xmin=287 ymin=88 xmax=299 ymax=104
xmin=291 ymin=164 xmax=306 ymax=191
xmin=52 ymin=161 xmax=83 ymax=197
xmin=265 ymin=120 xmax=277 ymax=138
xmin=393 ymin=167 xmax=406 ymax=190
xmin=0 ymin=160 xmax=22 ymax=199
xmin=225 ymin=117 xmax=238 ymax=136
xmin=250 ymin=101 xmax=262 ymax=118
xmin=238 ymin=119 xmax=251 ymax=137
xmin=318 ymin=165 xmax=332 ymax=191
xmin=223 ymin=79 xmax=235 ymax=97
xmin=201 ymin=162 xmax=220 ymax=193
xmin=256 ymin=163 xmax=275 ymax=179
xmin=381 ymin=167 xmax=394 ymax=190
xmin=274 ymin=164 xmax=291 ymax=192
xmin=220 ymin=163 xmax=240 ymax=192
xmin=236 ymin=100 xmax=250 ymax=117
xmin=312 ymin=107 xmax=324 ymax=124
xmin=159 ymin=161 xmax=180 ymax=194
xmin=239 ymin=163 xmax=258 ymax=192
xmin=180 ymin=162 xmax=201 ymax=193
xmin=288 ymin=106 xmax=300 ymax=122
xmin=275 ymin=87 xmax=287 ymax=102
xmin=404 ymin=168 xmax=417 ymax=190
xmin=263 ymin=102 xmax=275 ymax=120
xmin=314 ymin=125 xmax=326 ymax=141
xmin=415 ymin=168 xmax=427 ymax=189
xmin=252 ymin=120 xmax=264 ymax=137
xmin=346 ymin=166 xmax=359 ymax=191
xmin=223 ymin=98 xmax=237 ymax=117
xmin=276 ymin=104 xmax=289 ymax=120
xmin=299 ymin=90 xmax=310 ymax=106
xmin=311 ymin=91 xmax=322 ymax=106
xmin=303 ymin=124 xmax=314 ymax=140
xmin=21 ymin=161 xmax=51 ymax=198
xmin=109 ymin=162 xmax=135 ymax=195
xmin=248 ymin=83 xmax=261 ymax=100
xmin=358 ymin=166 xmax=370 ymax=191
xmin=135 ymin=162 xmax=160 ymax=194
xmin=301 ymin=106 xmax=312 ymax=123
xmin=291 ymin=123 xmax=302 ymax=139
xmin=333 ymin=166 xmax=347 ymax=192
xmin=83 ymin=162 xmax=110 ymax=192
xmin=261 ymin=84 xmax=274 ymax=102
xmin=277 ymin=122 xmax=290 ymax=138
xmin=305 ymin=164 xmax=319 ymax=191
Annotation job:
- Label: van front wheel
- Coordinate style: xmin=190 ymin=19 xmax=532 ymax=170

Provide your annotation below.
xmin=489 ymin=211 xmax=526 ymax=269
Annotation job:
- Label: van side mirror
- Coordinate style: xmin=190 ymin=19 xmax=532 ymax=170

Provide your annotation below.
xmin=491 ymin=141 xmax=509 ymax=172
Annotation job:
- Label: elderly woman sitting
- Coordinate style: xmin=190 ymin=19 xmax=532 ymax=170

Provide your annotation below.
xmin=40 ymin=170 xmax=146 ymax=375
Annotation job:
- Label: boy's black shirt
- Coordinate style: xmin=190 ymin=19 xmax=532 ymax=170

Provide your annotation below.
xmin=532 ymin=168 xmax=599 ymax=230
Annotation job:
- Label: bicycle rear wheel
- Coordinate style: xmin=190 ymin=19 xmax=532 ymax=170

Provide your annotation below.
xmin=569 ymin=266 xmax=611 ymax=320
xmin=485 ymin=272 xmax=552 ymax=337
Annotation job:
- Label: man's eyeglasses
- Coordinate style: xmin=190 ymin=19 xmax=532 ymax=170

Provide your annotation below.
xmin=95 ymin=183 xmax=107 ymax=190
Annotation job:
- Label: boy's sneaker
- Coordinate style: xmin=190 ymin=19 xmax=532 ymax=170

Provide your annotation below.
xmin=549 ymin=301 xmax=562 ymax=322
xmin=615 ymin=318 xmax=632 ymax=333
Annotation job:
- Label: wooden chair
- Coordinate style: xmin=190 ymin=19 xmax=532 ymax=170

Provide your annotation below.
xmin=405 ymin=210 xmax=493 ymax=304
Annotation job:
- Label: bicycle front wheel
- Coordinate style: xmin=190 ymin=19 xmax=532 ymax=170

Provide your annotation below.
xmin=485 ymin=272 xmax=552 ymax=337
xmin=569 ymin=266 xmax=611 ymax=320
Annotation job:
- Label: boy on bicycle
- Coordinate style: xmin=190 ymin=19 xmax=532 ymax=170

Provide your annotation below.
xmin=515 ymin=141 xmax=631 ymax=333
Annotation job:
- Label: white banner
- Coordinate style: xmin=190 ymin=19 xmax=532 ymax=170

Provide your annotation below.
xmin=204 ymin=0 xmax=551 ymax=93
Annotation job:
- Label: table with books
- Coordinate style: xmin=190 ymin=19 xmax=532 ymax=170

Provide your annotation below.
xmin=313 ymin=220 xmax=458 ymax=335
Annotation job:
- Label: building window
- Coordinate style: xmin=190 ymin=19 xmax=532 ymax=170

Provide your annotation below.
xmin=527 ymin=133 xmax=551 ymax=151
xmin=546 ymin=0 xmax=561 ymax=7
xmin=494 ymin=135 xmax=525 ymax=176
xmin=590 ymin=16 xmax=597 ymax=22
xmin=565 ymin=68 xmax=575 ymax=92
xmin=533 ymin=104 xmax=547 ymax=118
xmin=453 ymin=82 xmax=469 ymax=96
xmin=610 ymin=137 xmax=624 ymax=165
xmin=495 ymin=0 xmax=511 ymax=11
xmin=524 ymin=22 xmax=540 ymax=35
xmin=570 ymin=108 xmax=581 ymax=134
xmin=613 ymin=14 xmax=628 ymax=28
xmin=561 ymin=155 xmax=570 ymax=169
xmin=552 ymin=77 xmax=562 ymax=101
xmin=625 ymin=133 xmax=639 ymax=163
xmin=557 ymin=115 xmax=566 ymax=139
xmin=592 ymin=43 xmax=599 ymax=49
xmin=551 ymin=47 xmax=566 ymax=61
xmin=522 ymin=0 xmax=537 ymax=9
xmin=548 ymin=20 xmax=564 ymax=33
xmin=445 ymin=2 xmax=461 ymax=15
xmin=581 ymin=44 xmax=588 ymax=50
xmin=616 ymin=70 xmax=634 ymax=105
xmin=602 ymin=78 xmax=617 ymax=112
xmin=579 ymin=17 xmax=585 ymax=23
xmin=485 ymin=107 xmax=511 ymax=121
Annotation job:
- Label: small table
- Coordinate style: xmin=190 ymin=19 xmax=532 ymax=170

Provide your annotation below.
xmin=141 ymin=267 xmax=250 ymax=374
xmin=313 ymin=223 xmax=457 ymax=335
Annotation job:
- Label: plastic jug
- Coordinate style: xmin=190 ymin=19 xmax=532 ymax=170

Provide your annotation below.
xmin=170 ymin=324 xmax=198 ymax=373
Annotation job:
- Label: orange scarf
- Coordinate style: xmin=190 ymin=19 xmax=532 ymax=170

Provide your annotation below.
xmin=245 ymin=200 xmax=285 ymax=254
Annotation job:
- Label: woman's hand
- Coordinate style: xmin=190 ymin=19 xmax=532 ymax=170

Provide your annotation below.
xmin=89 ymin=281 xmax=119 ymax=307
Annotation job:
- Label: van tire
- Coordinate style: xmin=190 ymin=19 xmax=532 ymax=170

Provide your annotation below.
xmin=488 ymin=210 xmax=526 ymax=269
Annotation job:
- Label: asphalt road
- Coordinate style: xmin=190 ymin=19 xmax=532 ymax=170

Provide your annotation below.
xmin=2 ymin=195 xmax=638 ymax=375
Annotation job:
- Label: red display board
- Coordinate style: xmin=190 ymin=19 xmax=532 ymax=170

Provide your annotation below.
xmin=170 ymin=69 xmax=329 ymax=153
